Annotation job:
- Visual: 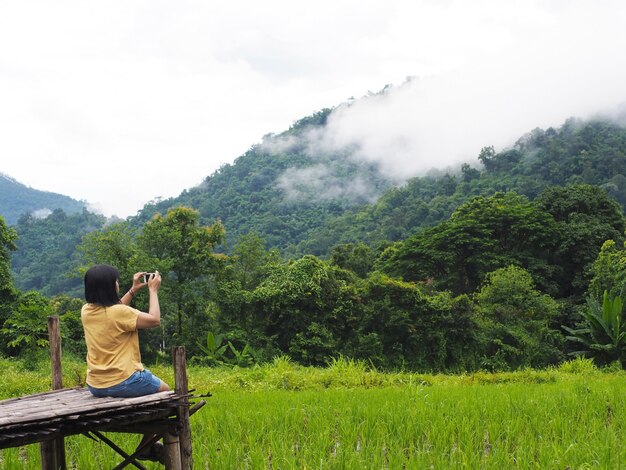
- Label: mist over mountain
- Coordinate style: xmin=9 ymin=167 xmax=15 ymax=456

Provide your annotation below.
xmin=0 ymin=173 xmax=86 ymax=225
xmin=133 ymin=108 xmax=626 ymax=258
xmin=131 ymin=108 xmax=396 ymax=249
xmin=291 ymin=116 xmax=626 ymax=256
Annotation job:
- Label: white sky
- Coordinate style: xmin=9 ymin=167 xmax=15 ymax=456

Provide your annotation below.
xmin=1 ymin=0 xmax=625 ymax=217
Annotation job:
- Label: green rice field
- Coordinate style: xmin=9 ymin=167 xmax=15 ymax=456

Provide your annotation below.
xmin=1 ymin=356 xmax=625 ymax=469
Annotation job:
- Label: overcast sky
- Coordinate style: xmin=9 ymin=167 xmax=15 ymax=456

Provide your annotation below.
xmin=1 ymin=0 xmax=625 ymax=218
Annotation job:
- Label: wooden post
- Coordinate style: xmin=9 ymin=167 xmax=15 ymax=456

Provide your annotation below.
xmin=40 ymin=316 xmax=66 ymax=470
xmin=173 ymin=346 xmax=192 ymax=469
xmin=48 ymin=316 xmax=63 ymax=390
xmin=163 ymin=427 xmax=182 ymax=470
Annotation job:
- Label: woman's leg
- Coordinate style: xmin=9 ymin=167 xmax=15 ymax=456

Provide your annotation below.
xmin=157 ymin=380 xmax=170 ymax=392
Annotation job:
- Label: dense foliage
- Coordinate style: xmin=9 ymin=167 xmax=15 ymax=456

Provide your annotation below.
xmin=378 ymin=186 xmax=625 ymax=302
xmin=564 ymin=290 xmax=626 ymax=367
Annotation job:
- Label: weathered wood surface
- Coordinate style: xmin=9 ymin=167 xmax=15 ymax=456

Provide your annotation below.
xmin=0 ymin=387 xmax=186 ymax=449
xmin=173 ymin=347 xmax=193 ymax=469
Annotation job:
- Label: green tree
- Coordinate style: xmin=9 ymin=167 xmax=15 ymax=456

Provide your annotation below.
xmin=329 ymin=242 xmax=375 ymax=278
xmin=216 ymin=255 xmax=355 ymax=365
xmin=587 ymin=240 xmax=626 ymax=300
xmin=475 ymin=265 xmax=563 ymax=370
xmin=461 ymin=163 xmax=480 ymax=182
xmin=250 ymin=256 xmax=348 ymax=365
xmin=51 ymin=294 xmax=86 ymax=357
xmin=228 ymin=232 xmax=280 ymax=291
xmin=140 ymin=207 xmax=225 ymax=348
xmin=353 ymin=273 xmax=479 ymax=371
xmin=535 ymin=184 xmax=626 ymax=299
xmin=0 ymin=291 xmax=53 ymax=365
xmin=378 ymin=192 xmax=558 ymax=295
xmin=77 ymin=221 xmax=141 ymax=281
xmin=477 ymin=145 xmax=496 ymax=171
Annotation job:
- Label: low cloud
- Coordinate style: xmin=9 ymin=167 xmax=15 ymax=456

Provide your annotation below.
xmin=31 ymin=208 xmax=52 ymax=219
xmin=277 ymin=164 xmax=377 ymax=204
xmin=271 ymin=1 xmax=626 ymax=185
xmin=315 ymin=67 xmax=626 ymax=182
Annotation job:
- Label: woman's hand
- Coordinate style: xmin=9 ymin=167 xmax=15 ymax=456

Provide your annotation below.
xmin=137 ymin=271 xmax=162 ymax=329
xmin=132 ymin=272 xmax=147 ymax=291
xmin=122 ymin=272 xmax=154 ymax=305
xmin=146 ymin=271 xmax=161 ymax=292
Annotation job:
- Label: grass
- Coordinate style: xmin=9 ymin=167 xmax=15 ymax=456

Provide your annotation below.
xmin=1 ymin=356 xmax=625 ymax=469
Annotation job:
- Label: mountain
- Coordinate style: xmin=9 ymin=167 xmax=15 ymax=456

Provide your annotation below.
xmin=288 ymin=117 xmax=626 ymax=256
xmin=0 ymin=173 xmax=86 ymax=225
xmin=130 ymin=114 xmax=626 ymax=258
xmin=129 ymin=108 xmax=395 ymax=251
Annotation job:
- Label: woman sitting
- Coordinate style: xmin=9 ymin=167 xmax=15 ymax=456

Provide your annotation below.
xmin=81 ymin=264 xmax=169 ymax=464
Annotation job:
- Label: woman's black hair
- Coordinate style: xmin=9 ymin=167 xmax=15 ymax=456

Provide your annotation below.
xmin=84 ymin=264 xmax=121 ymax=307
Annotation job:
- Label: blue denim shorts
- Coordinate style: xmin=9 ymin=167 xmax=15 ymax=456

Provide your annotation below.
xmin=88 ymin=369 xmax=162 ymax=398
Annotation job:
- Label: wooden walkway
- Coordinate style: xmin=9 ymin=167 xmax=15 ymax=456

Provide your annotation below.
xmin=0 ymin=317 xmax=206 ymax=469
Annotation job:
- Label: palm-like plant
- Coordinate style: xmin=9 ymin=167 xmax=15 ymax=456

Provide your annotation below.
xmin=195 ymin=331 xmax=255 ymax=367
xmin=196 ymin=331 xmax=228 ymax=366
xmin=564 ymin=290 xmax=626 ymax=367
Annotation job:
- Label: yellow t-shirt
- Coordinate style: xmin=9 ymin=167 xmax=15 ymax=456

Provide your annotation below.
xmin=81 ymin=303 xmax=143 ymax=388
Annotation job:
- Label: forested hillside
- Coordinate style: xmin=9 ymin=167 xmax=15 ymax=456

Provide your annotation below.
xmin=126 ymin=115 xmax=626 ymax=258
xmin=11 ymin=209 xmax=106 ymax=297
xmin=130 ymin=109 xmax=394 ymax=250
xmin=0 ymin=173 xmax=86 ymax=225
xmin=291 ymin=118 xmax=626 ymax=256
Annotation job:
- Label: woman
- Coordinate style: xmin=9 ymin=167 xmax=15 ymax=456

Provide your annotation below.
xmin=81 ymin=264 xmax=169 ymax=463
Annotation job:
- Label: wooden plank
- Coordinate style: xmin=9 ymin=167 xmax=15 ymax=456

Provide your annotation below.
xmin=0 ymin=403 xmax=183 ymax=434
xmin=4 ymin=430 xmax=62 ymax=449
xmin=0 ymin=391 xmax=178 ymax=427
xmin=0 ymin=387 xmax=84 ymax=406
xmin=0 ymin=406 xmax=180 ymax=449
xmin=0 ymin=399 xmax=183 ymax=430
xmin=0 ymin=388 xmax=175 ymax=410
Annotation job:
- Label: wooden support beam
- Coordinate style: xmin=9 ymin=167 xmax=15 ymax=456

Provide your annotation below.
xmin=48 ymin=316 xmax=63 ymax=390
xmin=164 ymin=427 xmax=182 ymax=470
xmin=173 ymin=347 xmax=192 ymax=469
xmin=93 ymin=430 xmax=150 ymax=470
xmin=40 ymin=316 xmax=66 ymax=470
